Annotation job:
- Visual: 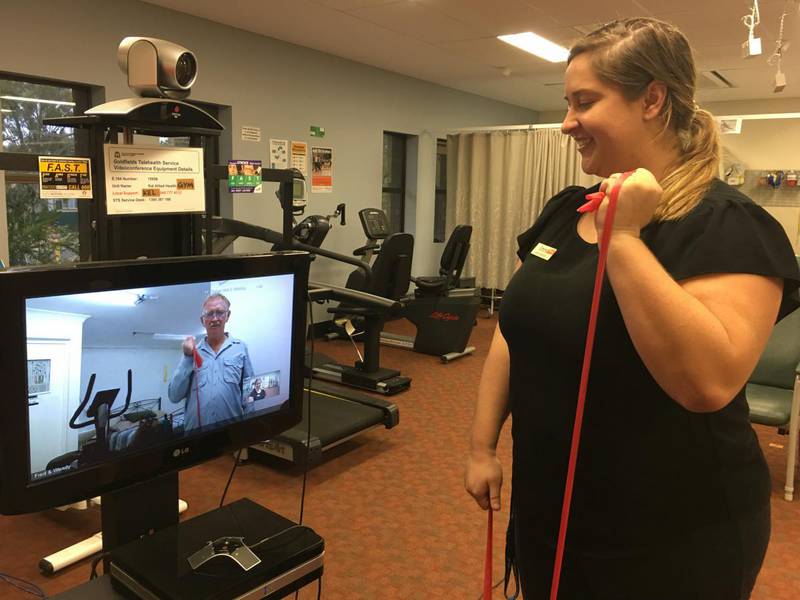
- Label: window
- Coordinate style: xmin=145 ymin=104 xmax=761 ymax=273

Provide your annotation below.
xmin=434 ymin=139 xmax=447 ymax=243
xmin=1 ymin=74 xmax=91 ymax=266
xmin=382 ymin=132 xmax=406 ymax=233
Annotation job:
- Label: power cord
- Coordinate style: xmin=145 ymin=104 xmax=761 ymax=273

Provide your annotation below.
xmin=211 ymin=296 xmax=322 ymax=597
xmin=0 ymin=572 xmax=47 ymax=598
xmin=89 ymin=551 xmax=111 ymax=580
xmin=295 ymin=296 xmax=317 ymax=599
xmin=299 ymin=296 xmax=315 ymax=525
xmin=219 ymin=448 xmax=244 ymax=508
xmin=476 ymin=576 xmax=504 ymax=600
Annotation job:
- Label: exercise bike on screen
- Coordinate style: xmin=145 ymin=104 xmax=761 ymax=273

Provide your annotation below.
xmin=332 ymin=208 xmax=481 ymax=363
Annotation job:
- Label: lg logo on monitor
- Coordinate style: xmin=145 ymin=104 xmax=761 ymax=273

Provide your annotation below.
xmin=172 ymin=447 xmax=190 ymax=458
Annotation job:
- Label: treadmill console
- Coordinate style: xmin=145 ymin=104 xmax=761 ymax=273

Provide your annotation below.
xmin=358 ymin=208 xmax=390 ymax=240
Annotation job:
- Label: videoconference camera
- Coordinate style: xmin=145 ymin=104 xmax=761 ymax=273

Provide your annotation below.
xmin=117 ymin=37 xmax=198 ymax=100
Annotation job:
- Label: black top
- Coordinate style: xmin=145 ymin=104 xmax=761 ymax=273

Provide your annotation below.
xmin=499 ymin=179 xmax=800 ymax=556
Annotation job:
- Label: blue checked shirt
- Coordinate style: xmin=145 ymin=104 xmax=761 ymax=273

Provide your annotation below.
xmin=168 ymin=335 xmax=254 ymax=431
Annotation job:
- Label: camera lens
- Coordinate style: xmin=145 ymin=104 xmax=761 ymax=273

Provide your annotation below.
xmin=175 ymin=52 xmax=197 ymax=87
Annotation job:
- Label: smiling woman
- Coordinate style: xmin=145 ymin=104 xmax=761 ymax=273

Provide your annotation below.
xmin=564 ymin=18 xmax=721 ymax=221
xmin=465 ymin=17 xmax=800 ymax=600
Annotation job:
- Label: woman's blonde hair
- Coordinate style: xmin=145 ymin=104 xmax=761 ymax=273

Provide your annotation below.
xmin=569 ymin=18 xmax=720 ymax=220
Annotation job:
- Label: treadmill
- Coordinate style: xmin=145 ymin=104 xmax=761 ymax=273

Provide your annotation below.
xmin=252 ymin=374 xmax=399 ymax=464
xmin=252 ymin=283 xmax=402 ymax=465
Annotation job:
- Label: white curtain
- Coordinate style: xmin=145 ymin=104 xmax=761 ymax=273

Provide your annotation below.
xmin=447 ymin=129 xmax=598 ymax=290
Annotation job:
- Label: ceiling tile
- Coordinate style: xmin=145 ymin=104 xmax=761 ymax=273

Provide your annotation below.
xmin=695 ymin=42 xmax=800 ymax=71
xmin=347 ymin=1 xmax=487 ymax=43
xmin=419 ymin=0 xmax=560 ymax=36
xmin=142 ymin=0 xmax=800 ymax=111
xmin=526 ymin=0 xmax=655 ymax=27
xmin=696 ymin=65 xmax=799 ymax=102
xmin=312 ymin=0 xmax=398 ymax=10
xmin=656 ymin=10 xmax=759 ymax=48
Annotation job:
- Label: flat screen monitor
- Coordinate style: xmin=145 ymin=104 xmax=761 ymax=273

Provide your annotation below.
xmin=0 ymin=252 xmax=309 ymax=514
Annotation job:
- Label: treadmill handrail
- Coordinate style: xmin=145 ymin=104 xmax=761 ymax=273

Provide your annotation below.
xmin=210 ymin=217 xmax=373 ymax=283
xmin=308 ymin=281 xmax=401 ymax=312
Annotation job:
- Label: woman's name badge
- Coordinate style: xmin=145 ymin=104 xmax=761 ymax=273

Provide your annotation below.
xmin=531 ymin=242 xmax=557 ymax=261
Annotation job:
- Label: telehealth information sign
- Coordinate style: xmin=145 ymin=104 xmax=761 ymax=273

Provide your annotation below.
xmin=104 ymin=144 xmax=205 ymax=215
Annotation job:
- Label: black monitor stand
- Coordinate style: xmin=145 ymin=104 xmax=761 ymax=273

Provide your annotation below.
xmin=101 ymin=472 xmax=180 ymax=567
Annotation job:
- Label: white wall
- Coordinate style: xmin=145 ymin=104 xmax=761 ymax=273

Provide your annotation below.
xmin=719 ymin=116 xmax=800 ymax=252
xmin=0 ymin=0 xmax=537 ymax=290
xmin=719 ymin=119 xmax=800 ymax=171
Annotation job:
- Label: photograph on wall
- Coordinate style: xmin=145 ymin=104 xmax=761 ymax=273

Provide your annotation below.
xmin=27 ymin=359 xmax=51 ymax=395
xmin=311 ymin=147 xmax=333 ymax=193
xmin=290 ymin=141 xmax=308 ymax=177
xmin=227 ymin=160 xmax=263 ymax=193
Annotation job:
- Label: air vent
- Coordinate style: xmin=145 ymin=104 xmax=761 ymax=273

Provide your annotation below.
xmin=699 ymin=70 xmax=735 ymax=89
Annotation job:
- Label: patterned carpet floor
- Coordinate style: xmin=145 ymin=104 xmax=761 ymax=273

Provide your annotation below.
xmin=1 ymin=312 xmax=798 ymax=599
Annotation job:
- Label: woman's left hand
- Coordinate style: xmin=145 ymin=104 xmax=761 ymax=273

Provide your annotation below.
xmin=595 ymin=168 xmax=662 ymax=242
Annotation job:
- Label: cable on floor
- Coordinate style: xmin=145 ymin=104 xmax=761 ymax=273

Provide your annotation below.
xmin=0 ymin=572 xmax=47 ymax=598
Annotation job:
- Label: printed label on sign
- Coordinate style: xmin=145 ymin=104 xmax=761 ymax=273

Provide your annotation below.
xmin=104 ymin=144 xmax=204 ymax=214
xmin=531 ymin=242 xmax=557 ymax=261
xmin=38 ymin=156 xmax=92 ymax=199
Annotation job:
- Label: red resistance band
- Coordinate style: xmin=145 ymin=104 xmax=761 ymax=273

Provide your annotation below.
xmin=549 ymin=172 xmax=633 ymax=600
xmin=480 ymin=172 xmax=634 ymax=600
xmin=484 ymin=507 xmax=493 ymax=599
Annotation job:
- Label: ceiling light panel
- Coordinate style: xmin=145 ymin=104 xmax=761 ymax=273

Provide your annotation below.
xmin=438 ymin=28 xmax=577 ymax=68
xmin=497 ymin=32 xmax=570 ymax=62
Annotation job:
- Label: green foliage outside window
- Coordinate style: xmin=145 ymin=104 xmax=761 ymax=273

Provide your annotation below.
xmin=7 ymin=183 xmax=78 ymax=265
xmin=2 ymin=78 xmax=80 ymax=266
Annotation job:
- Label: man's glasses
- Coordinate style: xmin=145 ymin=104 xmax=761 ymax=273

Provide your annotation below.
xmin=202 ymin=309 xmax=229 ymax=320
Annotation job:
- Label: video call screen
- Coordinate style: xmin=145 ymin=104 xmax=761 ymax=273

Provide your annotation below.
xmin=25 ymin=274 xmax=295 ymax=482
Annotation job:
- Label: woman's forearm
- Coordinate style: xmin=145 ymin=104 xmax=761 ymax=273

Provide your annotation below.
xmin=470 ymin=324 xmax=512 ymax=454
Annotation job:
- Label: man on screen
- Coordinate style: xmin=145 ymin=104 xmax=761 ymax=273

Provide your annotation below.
xmin=168 ymin=293 xmax=254 ymax=432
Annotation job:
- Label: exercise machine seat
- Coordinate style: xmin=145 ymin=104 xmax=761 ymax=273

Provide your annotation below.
xmin=746 ymin=300 xmax=800 ymax=500
xmin=412 ymin=224 xmax=472 ymax=296
xmin=343 ymin=232 xmax=413 ymax=301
